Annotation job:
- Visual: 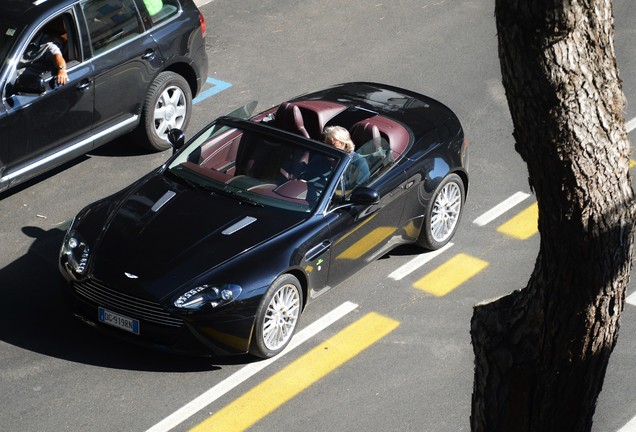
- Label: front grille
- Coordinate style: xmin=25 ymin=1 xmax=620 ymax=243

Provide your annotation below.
xmin=74 ymin=279 xmax=183 ymax=328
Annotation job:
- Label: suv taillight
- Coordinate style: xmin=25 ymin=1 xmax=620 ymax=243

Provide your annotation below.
xmin=199 ymin=12 xmax=206 ymax=39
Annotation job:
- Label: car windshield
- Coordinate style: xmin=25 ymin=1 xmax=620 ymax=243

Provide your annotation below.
xmin=167 ymin=122 xmax=341 ymax=212
xmin=0 ymin=20 xmax=23 ymax=67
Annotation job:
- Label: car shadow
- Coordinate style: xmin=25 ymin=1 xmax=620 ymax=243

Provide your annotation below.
xmin=0 ymin=225 xmax=258 ymax=372
xmin=89 ymin=134 xmax=168 ymax=158
xmin=0 ymin=135 xmax=165 ymax=201
xmin=0 ymin=156 xmax=89 ymax=201
xmin=379 ymin=243 xmax=428 ymax=259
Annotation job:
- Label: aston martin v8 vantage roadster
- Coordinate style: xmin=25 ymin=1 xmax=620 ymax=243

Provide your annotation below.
xmin=59 ymin=82 xmax=469 ymax=358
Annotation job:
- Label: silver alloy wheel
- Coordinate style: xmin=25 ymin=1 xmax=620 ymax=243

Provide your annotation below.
xmin=153 ymin=85 xmax=187 ymax=141
xmin=430 ymin=181 xmax=462 ymax=243
xmin=262 ymin=283 xmax=301 ymax=351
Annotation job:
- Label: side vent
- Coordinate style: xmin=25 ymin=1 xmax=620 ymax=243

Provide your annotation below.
xmin=222 ymin=216 xmax=257 ymax=235
xmin=151 ymin=191 xmax=177 ymax=212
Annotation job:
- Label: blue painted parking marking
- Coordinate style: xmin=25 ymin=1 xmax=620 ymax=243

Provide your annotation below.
xmin=193 ymin=77 xmax=232 ymax=105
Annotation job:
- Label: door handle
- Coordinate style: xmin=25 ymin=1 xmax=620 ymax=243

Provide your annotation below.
xmin=142 ymin=49 xmax=155 ymax=60
xmin=76 ymin=79 xmax=91 ymax=91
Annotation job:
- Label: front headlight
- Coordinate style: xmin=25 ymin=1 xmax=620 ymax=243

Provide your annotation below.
xmin=61 ymin=229 xmax=91 ymax=275
xmin=173 ymin=283 xmax=242 ymax=310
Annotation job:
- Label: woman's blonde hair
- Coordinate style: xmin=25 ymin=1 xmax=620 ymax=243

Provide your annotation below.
xmin=323 ymin=126 xmax=355 ymax=153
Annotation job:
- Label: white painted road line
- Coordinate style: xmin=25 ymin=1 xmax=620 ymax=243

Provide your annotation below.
xmin=626 ymin=116 xmax=636 ymax=133
xmin=145 ymin=301 xmax=359 ymax=432
xmin=388 ymin=242 xmax=453 ymax=281
xmin=472 ymin=191 xmax=531 ymax=227
xmin=627 ymin=292 xmax=636 ymax=306
xmin=618 ymin=414 xmax=636 ymax=432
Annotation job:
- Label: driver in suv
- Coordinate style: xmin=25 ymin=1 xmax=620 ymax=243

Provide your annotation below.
xmin=0 ymin=0 xmax=209 ymax=193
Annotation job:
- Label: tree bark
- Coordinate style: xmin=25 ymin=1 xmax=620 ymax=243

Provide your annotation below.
xmin=470 ymin=1 xmax=635 ymax=431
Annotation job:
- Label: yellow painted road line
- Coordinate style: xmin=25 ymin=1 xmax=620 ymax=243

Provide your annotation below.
xmin=190 ymin=313 xmax=400 ymax=432
xmin=413 ymin=253 xmax=489 ymax=297
xmin=146 ymin=302 xmax=359 ymax=432
xmin=496 ymin=202 xmax=538 ymax=240
xmin=630 ymin=159 xmax=635 ymax=169
xmin=336 ymin=226 xmax=396 ymax=260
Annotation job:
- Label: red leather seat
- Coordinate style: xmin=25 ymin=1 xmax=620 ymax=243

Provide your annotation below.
xmin=274 ymin=103 xmax=310 ymax=138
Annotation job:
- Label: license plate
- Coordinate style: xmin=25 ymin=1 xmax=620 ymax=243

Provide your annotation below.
xmin=98 ymin=307 xmax=140 ymax=335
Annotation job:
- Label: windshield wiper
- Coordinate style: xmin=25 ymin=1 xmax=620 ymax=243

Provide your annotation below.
xmin=165 ymin=168 xmax=205 ymax=190
xmin=167 ymin=168 xmax=264 ymax=206
xmin=212 ymin=188 xmax=264 ymax=207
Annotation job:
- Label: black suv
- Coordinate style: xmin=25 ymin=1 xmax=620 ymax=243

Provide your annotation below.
xmin=0 ymin=0 xmax=208 ymax=193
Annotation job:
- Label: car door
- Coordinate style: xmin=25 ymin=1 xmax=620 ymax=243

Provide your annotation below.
xmin=321 ymin=163 xmax=410 ymax=292
xmin=80 ymin=0 xmax=163 ymax=142
xmin=0 ymin=10 xmax=94 ymax=178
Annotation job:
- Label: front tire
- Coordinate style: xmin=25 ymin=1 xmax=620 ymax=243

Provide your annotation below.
xmin=417 ymin=173 xmax=465 ymax=250
xmin=139 ymin=71 xmax=192 ymax=151
xmin=250 ymin=274 xmax=303 ymax=359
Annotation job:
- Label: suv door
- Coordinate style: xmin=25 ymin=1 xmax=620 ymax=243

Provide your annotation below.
xmin=80 ymin=0 xmax=163 ymax=145
xmin=0 ymin=10 xmax=94 ymax=183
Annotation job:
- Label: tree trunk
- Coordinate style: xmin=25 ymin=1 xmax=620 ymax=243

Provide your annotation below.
xmin=470 ymin=1 xmax=635 ymax=431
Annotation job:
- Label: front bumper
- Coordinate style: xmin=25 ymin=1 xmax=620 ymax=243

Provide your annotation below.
xmin=66 ymin=278 xmax=254 ymax=357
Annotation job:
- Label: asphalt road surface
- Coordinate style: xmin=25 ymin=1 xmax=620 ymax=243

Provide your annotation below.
xmin=1 ymin=1 xmax=635 ymax=431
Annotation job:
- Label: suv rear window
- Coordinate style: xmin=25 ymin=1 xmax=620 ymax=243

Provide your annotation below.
xmin=82 ymin=0 xmax=144 ymax=54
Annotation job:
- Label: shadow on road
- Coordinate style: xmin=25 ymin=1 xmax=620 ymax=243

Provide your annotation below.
xmin=0 ymin=135 xmax=164 ymax=201
xmin=0 ymin=225 xmax=252 ymax=372
xmin=0 ymin=157 xmax=88 ymax=201
xmin=88 ymin=134 xmax=164 ymax=158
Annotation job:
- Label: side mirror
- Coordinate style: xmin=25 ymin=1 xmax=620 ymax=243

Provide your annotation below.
xmin=167 ymin=128 xmax=185 ymax=153
xmin=14 ymin=70 xmax=47 ymax=95
xmin=348 ymin=187 xmax=380 ymax=206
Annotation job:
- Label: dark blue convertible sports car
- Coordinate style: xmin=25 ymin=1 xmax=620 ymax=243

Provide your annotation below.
xmin=59 ymin=82 xmax=469 ymax=358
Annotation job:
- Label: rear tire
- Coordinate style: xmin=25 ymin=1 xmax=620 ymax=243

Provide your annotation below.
xmin=138 ymin=71 xmax=192 ymax=151
xmin=250 ymin=274 xmax=303 ymax=359
xmin=417 ymin=173 xmax=465 ymax=250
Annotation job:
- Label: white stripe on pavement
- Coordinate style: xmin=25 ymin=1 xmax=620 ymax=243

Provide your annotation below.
xmin=388 ymin=242 xmax=454 ymax=281
xmin=472 ymin=191 xmax=531 ymax=227
xmin=618 ymin=414 xmax=636 ymax=432
xmin=145 ymin=301 xmax=359 ymax=432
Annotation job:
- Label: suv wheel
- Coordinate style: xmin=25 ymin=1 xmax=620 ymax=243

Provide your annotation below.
xmin=139 ymin=72 xmax=192 ymax=151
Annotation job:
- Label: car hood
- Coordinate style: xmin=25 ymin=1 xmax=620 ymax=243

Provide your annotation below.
xmin=87 ymin=173 xmax=307 ymax=298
